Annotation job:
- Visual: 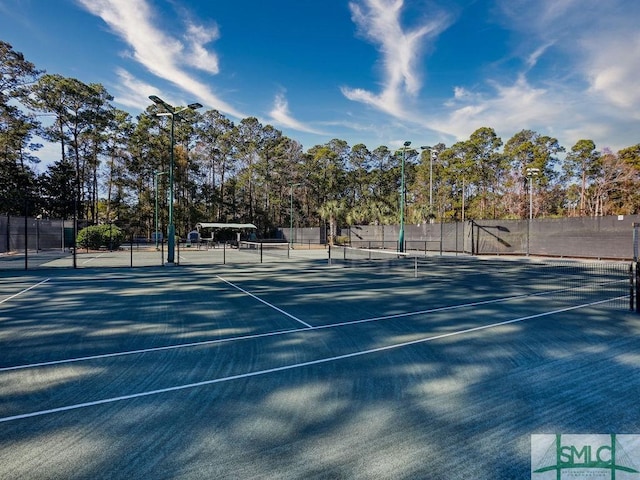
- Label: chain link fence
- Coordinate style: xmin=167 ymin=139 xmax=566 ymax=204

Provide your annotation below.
xmin=2 ymin=214 xmax=638 ymax=270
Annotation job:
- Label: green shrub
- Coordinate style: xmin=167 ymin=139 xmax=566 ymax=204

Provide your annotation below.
xmin=77 ymin=224 xmax=125 ymax=250
xmin=335 ymin=235 xmax=350 ymax=245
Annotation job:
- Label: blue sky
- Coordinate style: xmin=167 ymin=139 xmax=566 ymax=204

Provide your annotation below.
xmin=1 ymin=0 xmax=639 ymax=164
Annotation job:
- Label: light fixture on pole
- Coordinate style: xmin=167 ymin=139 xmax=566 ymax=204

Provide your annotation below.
xmin=526 ymin=167 xmax=540 ymax=256
xmin=398 ymin=141 xmax=411 ymax=252
xmin=154 ymin=170 xmax=167 ymax=249
xmin=149 ymin=95 xmax=202 ymax=264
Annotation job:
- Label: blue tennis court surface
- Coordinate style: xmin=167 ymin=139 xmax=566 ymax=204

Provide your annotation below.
xmin=0 ymin=257 xmax=638 ymax=479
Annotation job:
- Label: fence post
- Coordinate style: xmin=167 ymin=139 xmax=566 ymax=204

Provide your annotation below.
xmin=630 ymin=263 xmax=635 ymax=311
xmin=24 ymin=202 xmax=28 ymax=270
xmin=636 ymin=262 xmax=640 ymax=313
xmin=470 ymin=220 xmax=475 ymax=255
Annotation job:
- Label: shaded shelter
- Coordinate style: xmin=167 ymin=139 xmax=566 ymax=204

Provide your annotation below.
xmin=195 ymin=222 xmax=258 ymax=246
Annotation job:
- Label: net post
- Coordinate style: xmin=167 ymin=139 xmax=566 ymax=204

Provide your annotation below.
xmin=328 ymin=244 xmax=331 ymax=265
xmin=414 ymin=255 xmax=418 ymax=278
xmin=260 ymin=242 xmax=263 ymax=263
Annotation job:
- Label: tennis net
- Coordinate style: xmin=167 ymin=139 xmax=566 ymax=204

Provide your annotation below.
xmin=238 ymin=241 xmax=291 ymax=262
xmin=328 ymin=246 xmax=632 ymax=309
xmin=329 ymin=245 xmax=423 ymax=277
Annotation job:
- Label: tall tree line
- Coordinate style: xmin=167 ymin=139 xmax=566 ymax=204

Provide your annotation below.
xmin=2 ymin=41 xmax=640 ymax=240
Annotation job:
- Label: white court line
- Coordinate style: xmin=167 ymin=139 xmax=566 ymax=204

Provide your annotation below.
xmin=0 ymin=293 xmax=522 ymax=372
xmin=0 ymin=279 xmax=50 ymax=305
xmin=0 ymin=327 xmax=304 ymax=372
xmin=217 ymin=275 xmax=313 ymax=328
xmin=247 ymin=281 xmax=359 ymax=294
xmin=0 ymin=288 xmax=623 ymax=372
xmin=0 ymin=296 xmax=622 ymax=424
xmin=81 ymin=253 xmax=108 ymax=265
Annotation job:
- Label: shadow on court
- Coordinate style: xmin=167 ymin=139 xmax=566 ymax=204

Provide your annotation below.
xmin=0 ymin=261 xmax=638 ymax=479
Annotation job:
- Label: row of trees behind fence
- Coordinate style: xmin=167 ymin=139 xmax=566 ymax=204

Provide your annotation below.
xmin=2 ymin=41 xmax=640 ymax=242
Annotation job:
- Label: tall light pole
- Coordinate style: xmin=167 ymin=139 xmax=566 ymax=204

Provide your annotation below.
xmin=154 ymin=170 xmax=167 ymax=249
xmin=149 ymin=95 xmax=202 ymax=264
xmin=420 ymin=146 xmax=437 ymax=219
xmin=526 ymin=167 xmax=540 ymax=256
xmin=430 ymin=150 xmax=437 ymax=216
xmin=289 ymin=183 xmax=300 ymax=248
xmin=399 ymin=141 xmax=411 ymax=252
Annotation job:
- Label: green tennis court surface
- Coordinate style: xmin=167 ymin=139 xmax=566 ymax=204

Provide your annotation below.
xmin=0 ymin=256 xmax=638 ymax=479
xmin=0 ymin=241 xmax=325 ymax=269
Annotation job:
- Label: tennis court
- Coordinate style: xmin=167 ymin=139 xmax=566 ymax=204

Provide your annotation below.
xmin=0 ymin=252 xmax=638 ymax=479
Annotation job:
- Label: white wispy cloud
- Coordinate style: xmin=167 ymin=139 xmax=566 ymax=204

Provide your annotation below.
xmin=431 ymin=0 xmax=640 ymax=151
xmin=525 ymin=42 xmax=554 ymax=70
xmin=434 ymin=75 xmax=554 ymax=140
xmin=582 ymin=35 xmax=640 ymax=111
xmin=496 ymin=0 xmax=640 ymax=111
xmin=111 ymin=68 xmax=160 ymax=110
xmin=268 ymin=93 xmax=326 ymax=135
xmin=75 ymin=0 xmax=245 ymax=118
xmin=183 ymin=23 xmax=220 ymax=74
xmin=341 ymin=0 xmax=449 ymax=117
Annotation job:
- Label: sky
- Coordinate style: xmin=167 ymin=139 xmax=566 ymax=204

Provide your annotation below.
xmin=1 ymin=0 xmax=639 ymax=166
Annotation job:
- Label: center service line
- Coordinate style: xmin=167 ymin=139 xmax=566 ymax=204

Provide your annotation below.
xmin=0 ymin=296 xmax=621 ymax=424
xmin=216 ymin=275 xmax=313 ymax=328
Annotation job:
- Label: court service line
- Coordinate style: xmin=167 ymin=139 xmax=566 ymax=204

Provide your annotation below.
xmin=0 ymin=278 xmax=50 ymax=305
xmin=0 ymin=296 xmax=620 ymax=424
xmin=0 ymin=291 xmax=527 ymax=372
xmin=344 ymin=287 xmax=597 ymax=324
xmin=216 ymin=275 xmax=313 ymax=328
xmin=0 ymin=289 xmax=622 ymax=372
xmin=0 ymin=326 xmax=306 ymax=372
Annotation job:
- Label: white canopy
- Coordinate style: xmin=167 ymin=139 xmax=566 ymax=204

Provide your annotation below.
xmin=195 ymin=223 xmax=257 ymax=230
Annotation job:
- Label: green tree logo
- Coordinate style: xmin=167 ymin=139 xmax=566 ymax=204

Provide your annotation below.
xmin=532 ymin=434 xmax=640 ymax=479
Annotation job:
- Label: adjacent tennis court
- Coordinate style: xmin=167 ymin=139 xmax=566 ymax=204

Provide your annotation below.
xmin=0 ymin=253 xmax=638 ymax=479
